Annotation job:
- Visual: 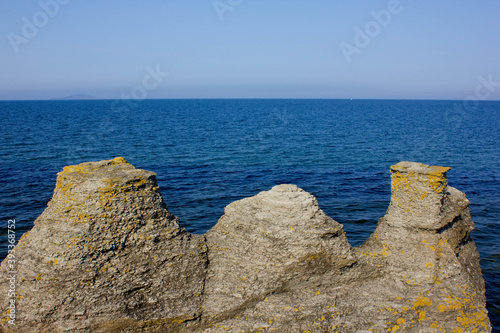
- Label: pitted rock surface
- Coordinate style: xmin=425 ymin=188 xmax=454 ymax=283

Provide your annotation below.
xmin=0 ymin=158 xmax=207 ymax=332
xmin=0 ymin=159 xmax=491 ymax=332
xmin=204 ymin=184 xmax=355 ymax=317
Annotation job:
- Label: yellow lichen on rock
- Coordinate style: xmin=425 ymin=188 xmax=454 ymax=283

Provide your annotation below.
xmin=0 ymin=159 xmax=491 ymax=333
xmin=390 ymin=162 xmax=450 ymax=195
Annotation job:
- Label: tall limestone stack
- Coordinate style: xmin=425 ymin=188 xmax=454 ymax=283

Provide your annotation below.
xmin=0 ymin=159 xmax=492 ymax=332
xmin=0 ymin=158 xmax=208 ymax=332
xmin=356 ymin=162 xmax=490 ymax=332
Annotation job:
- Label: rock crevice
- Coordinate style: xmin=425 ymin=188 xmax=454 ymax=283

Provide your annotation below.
xmin=0 ymin=158 xmax=492 ymax=332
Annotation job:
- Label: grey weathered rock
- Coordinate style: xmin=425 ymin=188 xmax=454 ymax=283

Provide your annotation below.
xmin=353 ymin=162 xmax=490 ymax=332
xmin=0 ymin=159 xmax=492 ymax=332
xmin=204 ymin=184 xmax=355 ymax=318
xmin=0 ymin=158 xmax=207 ymax=332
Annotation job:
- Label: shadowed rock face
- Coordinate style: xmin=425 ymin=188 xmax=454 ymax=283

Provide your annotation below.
xmin=0 ymin=158 xmax=491 ymax=332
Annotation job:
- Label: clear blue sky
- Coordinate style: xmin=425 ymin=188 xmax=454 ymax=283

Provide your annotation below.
xmin=1 ymin=0 xmax=499 ymax=100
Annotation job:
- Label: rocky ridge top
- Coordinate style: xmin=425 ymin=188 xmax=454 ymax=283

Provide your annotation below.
xmin=0 ymin=158 xmax=491 ymax=332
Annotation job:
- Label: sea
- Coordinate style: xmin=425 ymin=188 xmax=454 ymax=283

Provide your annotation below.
xmin=0 ymin=99 xmax=499 ymax=328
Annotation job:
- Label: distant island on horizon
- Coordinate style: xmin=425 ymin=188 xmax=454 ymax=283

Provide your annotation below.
xmin=52 ymin=94 xmax=100 ymax=100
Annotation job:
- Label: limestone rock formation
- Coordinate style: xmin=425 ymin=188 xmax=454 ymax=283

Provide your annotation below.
xmin=0 ymin=159 xmax=492 ymax=332
xmin=353 ymin=162 xmax=490 ymax=332
xmin=204 ymin=184 xmax=355 ymax=318
xmin=0 ymin=158 xmax=207 ymax=332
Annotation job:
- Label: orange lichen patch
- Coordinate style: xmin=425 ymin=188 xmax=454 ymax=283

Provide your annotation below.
xmin=96 ymin=176 xmax=151 ymax=211
xmin=110 ymin=157 xmax=128 ymax=164
xmin=62 ymin=157 xmax=128 ymax=176
xmin=361 ymin=241 xmax=391 ymax=258
xmin=61 ymin=164 xmax=92 ymax=175
xmin=456 ymin=309 xmax=490 ymax=332
xmin=390 ymin=162 xmax=449 ymax=177
xmin=58 ymin=158 xmax=133 ymax=197
xmin=101 ymin=177 xmax=148 ymax=193
xmin=413 ymin=296 xmax=432 ymax=308
xmin=99 ymin=178 xmax=150 ymax=201
xmin=437 ymin=304 xmax=447 ymax=312
xmin=426 ymin=170 xmax=449 ymax=192
xmin=390 ymin=171 xmax=429 ymax=201
xmin=390 ymin=162 xmax=450 ymax=195
xmin=430 ymin=321 xmax=444 ymax=331
xmin=432 ymin=289 xmax=491 ymax=331
xmin=417 ymin=310 xmax=427 ymax=322
xmin=391 ymin=170 xmax=410 ymax=189
xmin=20 ymin=231 xmax=30 ymax=240
xmin=390 ymin=324 xmax=400 ymax=332
xmin=55 ymin=178 xmax=73 ymax=194
xmin=438 ymin=238 xmax=449 ymax=246
xmin=443 ymin=294 xmax=466 ymax=310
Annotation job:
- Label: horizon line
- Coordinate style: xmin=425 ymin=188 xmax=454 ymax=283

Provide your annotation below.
xmin=1 ymin=97 xmax=500 ymax=102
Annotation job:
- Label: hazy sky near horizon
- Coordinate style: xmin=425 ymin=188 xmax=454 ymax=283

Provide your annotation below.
xmin=1 ymin=0 xmax=499 ymax=100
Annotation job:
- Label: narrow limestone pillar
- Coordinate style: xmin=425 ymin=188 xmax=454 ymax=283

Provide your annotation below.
xmin=385 ymin=161 xmax=451 ymax=229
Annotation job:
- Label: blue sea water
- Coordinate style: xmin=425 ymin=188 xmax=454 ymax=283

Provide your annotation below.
xmin=0 ymin=99 xmax=499 ymax=328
